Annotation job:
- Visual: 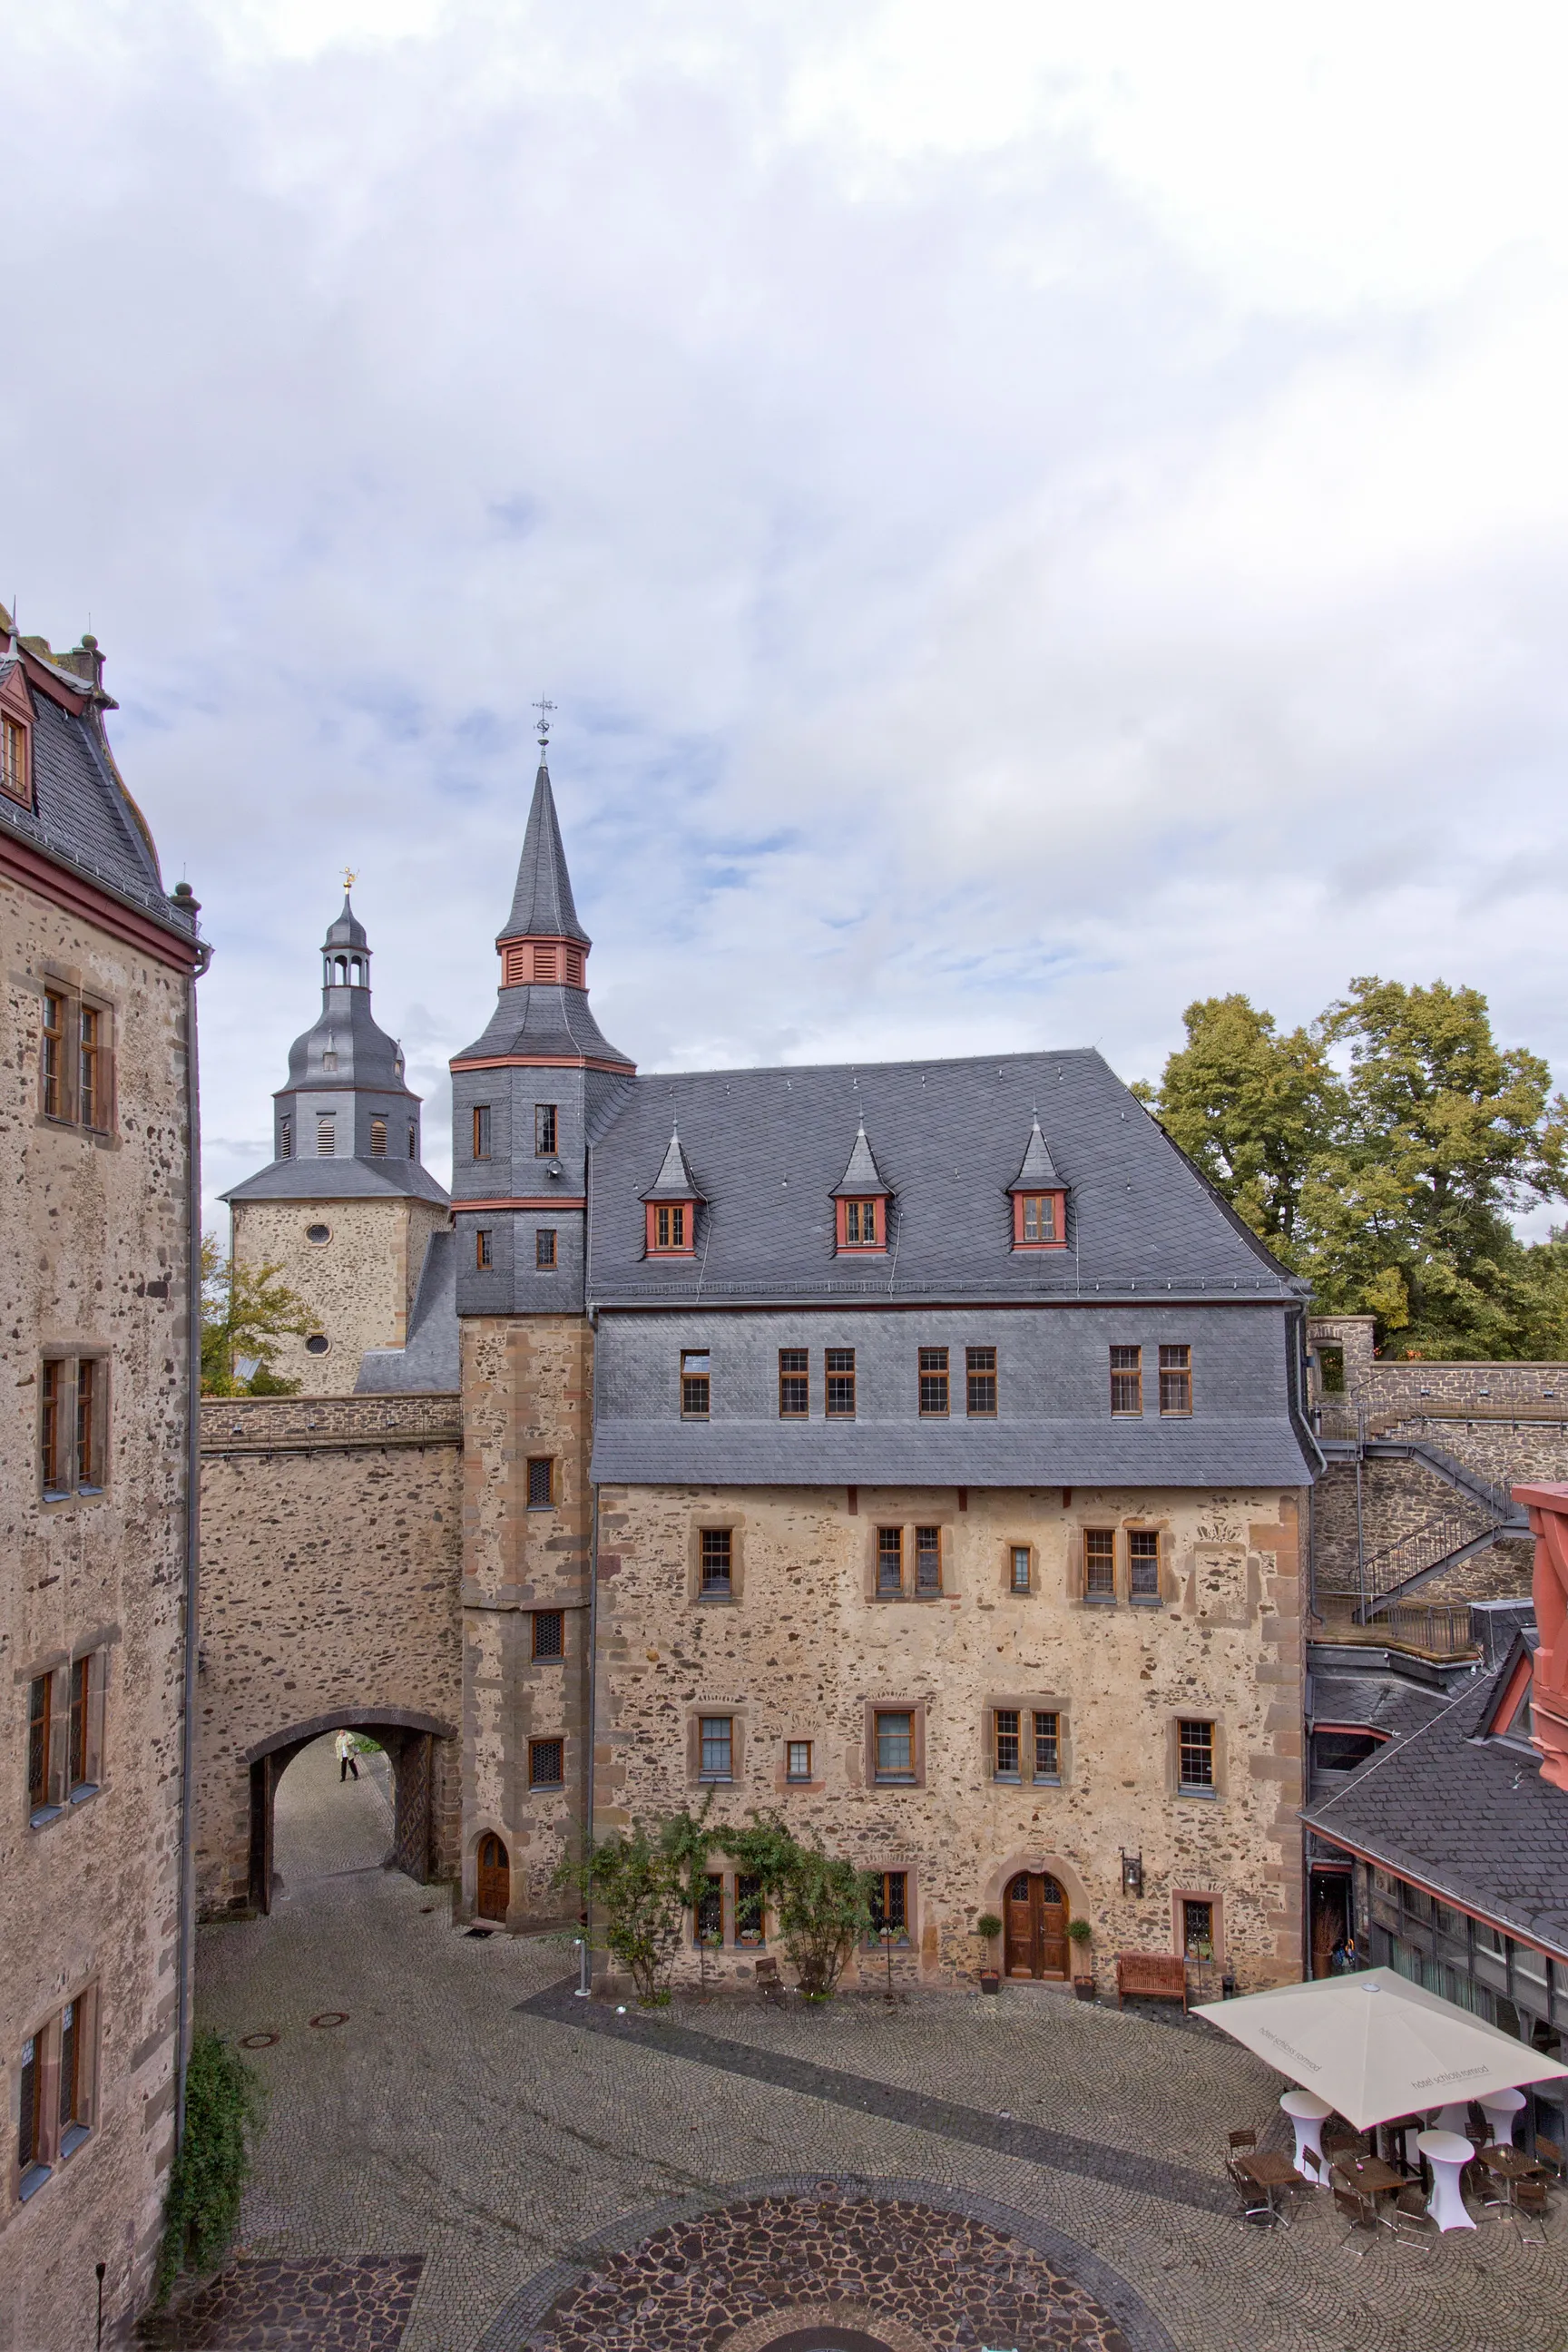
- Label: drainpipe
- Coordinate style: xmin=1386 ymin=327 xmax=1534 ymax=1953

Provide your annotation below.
xmin=579 ymin=1474 xmax=598 ymax=1998
xmin=175 ymin=906 xmax=210 ymax=2141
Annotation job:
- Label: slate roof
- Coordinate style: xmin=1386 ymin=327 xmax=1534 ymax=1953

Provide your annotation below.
xmin=223 ymin=1155 xmax=451 ymax=1207
xmin=0 ymin=634 xmax=200 ymax=948
xmin=1302 ymin=1640 xmax=1568 ymax=1958
xmin=831 ymin=1121 xmax=890 ymax=1200
xmin=640 ymin=1129 xmax=706 ymax=1201
xmin=500 ymin=760 xmax=590 ymax=945
xmin=356 ymin=1229 xmax=460 ymax=1391
xmin=454 ymin=980 xmax=634 ymax=1067
xmin=1011 ymin=1117 xmax=1063 ymax=1193
xmin=585 ymin=1050 xmax=1308 ymax=1306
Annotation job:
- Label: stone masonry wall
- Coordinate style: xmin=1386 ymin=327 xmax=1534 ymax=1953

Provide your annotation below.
xmin=195 ymin=1396 xmax=462 ymax=1916
xmin=459 ymin=1316 xmax=594 ymax=1929
xmin=230 ymin=1194 xmax=450 ymax=1395
xmin=595 ymin=1483 xmax=1305 ymax=1995
xmin=0 ymin=877 xmax=193 ymax=2347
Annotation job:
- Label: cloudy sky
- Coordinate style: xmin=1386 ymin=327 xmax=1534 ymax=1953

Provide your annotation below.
xmin=9 ymin=0 xmax=1568 ymax=1226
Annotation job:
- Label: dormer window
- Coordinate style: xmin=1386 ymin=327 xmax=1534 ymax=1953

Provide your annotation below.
xmin=641 ymin=1124 xmax=704 ymax=1259
xmin=838 ymin=1199 xmax=881 ymax=1250
xmin=1 ymin=710 xmax=29 ymax=807
xmin=831 ymin=1119 xmax=890 ymax=1256
xmin=1009 ymin=1118 xmax=1068 ymax=1250
xmin=1017 ymin=1194 xmax=1055 ymax=1243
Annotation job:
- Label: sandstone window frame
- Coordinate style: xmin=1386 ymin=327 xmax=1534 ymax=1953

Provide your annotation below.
xmin=1083 ymin=1526 xmax=1117 ymax=1605
xmin=526 ymin=1456 xmax=555 ymax=1510
xmin=531 ymin=1609 xmax=564 ymax=1661
xmin=869 ymin=1521 xmax=948 ymax=1602
xmin=691 ymin=1868 xmax=769 ymax=1950
xmin=1170 ymin=1715 xmax=1225 ymax=1801
xmin=1128 ymin=1525 xmax=1167 ymax=1607
xmin=699 ymin=1527 xmax=733 ymax=1599
xmin=865 ymin=1867 xmax=916 ymax=1947
xmin=40 ymin=1351 xmax=108 ymax=1504
xmin=1172 ymin=1888 xmax=1225 ymax=1965
xmin=784 ymin=1738 xmax=815 ymax=1786
xmin=691 ymin=1712 xmax=740 ymax=1786
xmin=12 ymin=1983 xmax=98 ymax=2204
xmin=1005 ymin=1542 xmax=1034 ymax=1596
xmin=36 ymin=975 xmax=116 ymax=1140
xmin=688 ymin=1521 xmax=743 ymax=1605
xmin=528 ymin=1736 xmax=565 ymax=1788
xmin=866 ymin=1700 xmax=925 ymax=1788
xmin=985 ymin=1696 xmax=1068 ymax=1787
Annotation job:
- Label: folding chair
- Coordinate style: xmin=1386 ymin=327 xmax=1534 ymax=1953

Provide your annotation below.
xmin=1333 ymin=2182 xmax=1381 ymax=2256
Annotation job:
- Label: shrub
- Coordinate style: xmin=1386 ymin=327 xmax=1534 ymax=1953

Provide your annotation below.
xmin=729 ymin=1814 xmax=872 ymax=2002
xmin=1066 ymin=1916 xmax=1093 ymax=1943
xmin=555 ymin=1802 xmax=713 ymax=2005
xmin=154 ymin=2034 xmax=265 ymax=2303
xmin=975 ymin=1913 xmax=1004 ymax=1945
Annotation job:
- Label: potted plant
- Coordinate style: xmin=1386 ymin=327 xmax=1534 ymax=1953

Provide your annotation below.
xmin=975 ymin=1914 xmax=1003 ymax=1994
xmin=1067 ymin=1916 xmax=1096 ymax=1998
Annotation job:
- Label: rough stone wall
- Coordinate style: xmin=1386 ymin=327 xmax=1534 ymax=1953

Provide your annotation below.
xmin=459 ymin=1316 xmax=593 ymax=1928
xmin=230 ymin=1194 xmax=449 ymax=1395
xmin=1311 ymin=1416 xmax=1565 ymax=1610
xmin=0 ymin=879 xmax=192 ymax=2345
xmin=595 ymin=1483 xmax=1305 ymax=1994
xmin=195 ymin=1396 xmax=462 ymax=1916
xmin=1308 ymin=1315 xmax=1568 ymax=1422
xmin=1312 ymin=1457 xmax=1495 ymax=1600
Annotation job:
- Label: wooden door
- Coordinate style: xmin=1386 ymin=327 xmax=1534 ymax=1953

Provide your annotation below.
xmin=1004 ymin=1872 xmax=1069 ymax=1979
xmin=476 ymin=1833 xmax=510 ymax=1922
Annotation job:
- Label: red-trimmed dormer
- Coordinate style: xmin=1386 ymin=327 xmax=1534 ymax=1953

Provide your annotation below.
xmin=1009 ymin=1116 xmax=1067 ymax=1250
xmin=642 ymin=1125 xmax=704 ymax=1258
xmin=831 ymin=1120 xmax=890 ymax=1255
xmin=0 ymin=651 xmax=34 ymax=810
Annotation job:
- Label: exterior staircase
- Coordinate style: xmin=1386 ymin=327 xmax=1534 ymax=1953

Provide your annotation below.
xmin=1313 ymin=1411 xmax=1532 ymax=1622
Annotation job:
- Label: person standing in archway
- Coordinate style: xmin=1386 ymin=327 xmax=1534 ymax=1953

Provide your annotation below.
xmin=335 ymin=1729 xmax=360 ymax=1782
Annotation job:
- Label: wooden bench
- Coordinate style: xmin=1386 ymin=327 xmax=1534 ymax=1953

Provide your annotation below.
xmin=1116 ymin=1953 xmax=1189 ymax=2011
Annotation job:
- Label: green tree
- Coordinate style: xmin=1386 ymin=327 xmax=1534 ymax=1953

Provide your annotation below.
xmin=554 ymin=1804 xmax=714 ymax=2005
xmin=726 ymin=1814 xmax=872 ymax=2001
xmin=200 ymin=1233 xmax=312 ymax=1396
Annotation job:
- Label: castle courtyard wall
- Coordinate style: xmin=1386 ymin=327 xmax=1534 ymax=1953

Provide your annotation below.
xmin=594 ymin=1481 xmax=1305 ymax=1994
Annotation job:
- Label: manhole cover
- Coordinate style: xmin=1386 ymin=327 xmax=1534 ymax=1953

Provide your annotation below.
xmin=309 ymin=2012 xmax=348 ymax=2029
xmin=239 ymin=2033 xmax=279 ymax=2050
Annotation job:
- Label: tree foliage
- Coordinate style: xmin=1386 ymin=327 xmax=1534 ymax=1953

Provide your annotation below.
xmin=554 ymin=1803 xmax=714 ymax=2005
xmin=1144 ymin=978 xmax=1568 ymax=1358
xmin=200 ymin=1233 xmax=313 ymax=1396
xmin=155 ymin=2033 xmax=266 ymax=2303
xmin=726 ymin=1814 xmax=872 ymax=2001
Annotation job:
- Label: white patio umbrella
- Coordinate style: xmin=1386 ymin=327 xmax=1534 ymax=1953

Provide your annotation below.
xmin=1192 ymin=1967 xmax=1568 ymax=2132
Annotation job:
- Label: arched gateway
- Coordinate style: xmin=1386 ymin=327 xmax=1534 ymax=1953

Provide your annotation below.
xmin=245 ymin=1707 xmax=456 ymax=1914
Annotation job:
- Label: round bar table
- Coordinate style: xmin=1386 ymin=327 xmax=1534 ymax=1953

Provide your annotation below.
xmin=1478 ymin=2087 xmax=1526 ymax=2146
xmin=1280 ymin=2089 xmax=1333 ymax=2180
xmin=1417 ymin=2130 xmax=1476 ymax=2232
xmin=1433 ymin=2102 xmax=1472 ymax=2135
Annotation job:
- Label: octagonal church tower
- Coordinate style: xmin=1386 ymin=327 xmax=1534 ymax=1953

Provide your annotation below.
xmin=223 ymin=895 xmax=452 ymax=1394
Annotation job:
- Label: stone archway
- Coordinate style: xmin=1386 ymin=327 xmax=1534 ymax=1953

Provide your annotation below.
xmin=245 ymin=1706 xmax=456 ymax=1915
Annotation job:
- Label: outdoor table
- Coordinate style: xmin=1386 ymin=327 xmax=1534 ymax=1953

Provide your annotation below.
xmin=1433 ymin=2102 xmax=1473 ymax=2135
xmin=1332 ymin=2153 xmax=1404 ymax=2200
xmin=1478 ymin=2088 xmax=1526 ymax=2146
xmin=1235 ymin=2150 xmax=1303 ymax=2223
xmin=1477 ymin=2144 xmax=1546 ymax=2213
xmin=1280 ymin=2089 xmax=1333 ymax=2180
xmin=1417 ymin=2130 xmax=1476 ymax=2231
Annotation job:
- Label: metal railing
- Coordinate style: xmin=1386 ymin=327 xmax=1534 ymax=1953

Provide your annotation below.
xmin=1380 ymin=1602 xmax=1482 ymax=1659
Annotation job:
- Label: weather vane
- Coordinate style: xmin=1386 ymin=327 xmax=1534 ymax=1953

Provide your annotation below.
xmin=343 ymin=867 xmax=358 ymax=893
xmin=533 ymin=697 xmax=555 ymax=750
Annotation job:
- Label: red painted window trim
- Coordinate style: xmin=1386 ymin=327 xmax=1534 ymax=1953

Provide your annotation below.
xmin=836 ymin=1198 xmax=886 ymax=1253
xmin=1013 ymin=1190 xmax=1068 ymax=1250
xmin=1488 ymin=1652 xmax=1534 ymax=1738
xmin=646 ymin=1200 xmax=696 ymax=1257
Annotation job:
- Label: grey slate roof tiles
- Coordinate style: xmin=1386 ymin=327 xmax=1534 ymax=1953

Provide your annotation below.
xmin=640 ymin=1128 xmax=706 ymax=1201
xmin=500 ymin=761 xmax=591 ymax=945
xmin=1010 ymin=1116 xmax=1063 ymax=1192
xmin=222 ymin=1155 xmax=451 ymax=1207
xmin=357 ymin=1229 xmax=460 ymax=1391
xmin=455 ymin=979 xmax=632 ymax=1068
xmin=830 ymin=1120 xmax=891 ymax=1199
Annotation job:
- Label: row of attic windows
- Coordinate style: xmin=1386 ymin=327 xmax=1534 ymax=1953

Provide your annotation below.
xmin=676 ymin=1342 xmax=1193 ymax=1419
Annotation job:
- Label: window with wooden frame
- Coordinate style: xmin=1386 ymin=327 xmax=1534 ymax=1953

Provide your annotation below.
xmin=698 ymin=1716 xmax=733 ymax=1782
xmin=66 ymin=1652 xmax=103 ymax=1795
xmin=316 ymin=1113 xmax=336 ymax=1157
xmin=41 ymin=989 xmax=65 ymax=1119
xmin=867 ymin=1870 xmax=910 ymax=1942
xmin=27 ymin=1673 xmax=54 ymax=1818
xmin=1177 ymin=1719 xmax=1216 ymax=1795
xmin=779 ymin=1348 xmax=809 ymax=1417
xmin=1109 ymin=1345 xmax=1142 ymax=1416
xmin=534 ymin=1102 xmax=558 ymax=1155
xmin=528 ymin=1737 xmax=564 ymax=1788
xmin=1013 ymin=1191 xmax=1065 ymax=1248
xmin=786 ymin=1739 xmax=813 ymax=1782
xmin=1129 ymin=1529 xmax=1161 ymax=1605
xmin=1 ymin=708 xmax=30 ymax=807
xmin=1084 ymin=1528 xmax=1116 ymax=1602
xmin=535 ymin=1228 xmax=557 ymax=1269
xmin=877 ymin=1525 xmax=904 ymax=1596
xmin=1034 ymin=1710 xmax=1061 ymax=1782
xmin=475 ymin=1227 xmax=494 ymax=1269
xmin=526 ymin=1456 xmax=554 ymax=1508
xmin=872 ymin=1708 xmax=916 ymax=1784
xmin=56 ymin=1997 xmax=90 ymax=2152
xmin=994 ymin=1708 xmax=1022 ymax=1779
xmin=648 ymin=1200 xmax=693 ymax=1255
xmin=532 ymin=1609 xmax=564 ymax=1661
xmin=915 ymin=1525 xmax=942 ymax=1594
xmin=681 ymin=1349 xmax=710 ymax=1418
xmin=1181 ymin=1896 xmax=1215 ymax=1958
xmin=918 ymin=1347 xmax=949 ymax=1416
xmin=17 ymin=2031 xmax=44 ymax=2190
xmin=41 ymin=1357 xmax=105 ymax=1500
xmin=472 ymin=1103 xmax=492 ymax=1160
xmin=966 ymin=1346 xmax=997 ymax=1416
xmin=38 ymin=985 xmax=114 ymax=1133
xmin=1009 ymin=1544 xmax=1032 ymax=1594
xmin=693 ymin=1873 xmax=725 ymax=1945
xmin=837 ymin=1197 xmax=882 ymax=1250
xmin=699 ymin=1527 xmax=732 ymax=1597
xmin=72 ymin=1009 xmax=105 ymax=1134
xmin=369 ymin=1114 xmax=388 ymax=1157
xmin=1158 ymin=1344 xmax=1191 ymax=1416
xmin=825 ymin=1347 xmax=856 ymax=1417
xmin=13 ymin=1987 xmax=96 ymax=2192
xmin=734 ymin=1873 xmax=766 ymax=1947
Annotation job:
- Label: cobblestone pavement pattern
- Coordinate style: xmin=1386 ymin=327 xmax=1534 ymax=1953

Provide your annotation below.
xmin=191 ymin=1733 xmax=1568 ymax=2352
xmin=141 ymin=2256 xmax=424 ymax=2347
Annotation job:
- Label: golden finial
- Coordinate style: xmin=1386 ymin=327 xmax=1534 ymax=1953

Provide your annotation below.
xmin=343 ymin=867 xmax=358 ymax=893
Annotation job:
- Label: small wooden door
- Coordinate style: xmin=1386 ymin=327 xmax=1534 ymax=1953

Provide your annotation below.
xmin=476 ymin=1833 xmax=510 ymax=1922
xmin=1004 ymin=1872 xmax=1069 ymax=1979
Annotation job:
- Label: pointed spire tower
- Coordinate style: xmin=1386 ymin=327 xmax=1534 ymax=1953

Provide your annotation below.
xmin=450 ymin=715 xmax=633 ymax=1313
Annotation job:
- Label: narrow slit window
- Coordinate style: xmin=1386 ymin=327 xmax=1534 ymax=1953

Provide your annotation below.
xmin=1129 ymin=1530 xmax=1161 ymax=1603
xmin=918 ymin=1346 xmax=949 ymax=1416
xmin=41 ymin=1360 xmax=65 ymax=1495
xmin=532 ymin=1610 xmax=564 ymax=1661
xmin=1085 ymin=1529 xmax=1116 ymax=1601
xmin=1178 ymin=1719 xmax=1216 ymax=1793
xmin=994 ymin=1709 xmax=1021 ymax=1779
xmin=18 ymin=2034 xmax=42 ymax=2175
xmin=27 ymin=1674 xmax=54 ymax=1813
xmin=526 ymin=1457 xmax=554 ymax=1508
xmin=58 ymin=2000 xmax=82 ymax=2136
xmin=1159 ymin=1344 xmax=1191 ymax=1416
xmin=915 ymin=1525 xmax=941 ymax=1593
xmin=68 ymin=1653 xmax=94 ymax=1789
xmin=535 ymin=1103 xmax=558 ymax=1155
xmin=699 ymin=1717 xmax=733 ymax=1781
xmin=74 ymin=1360 xmax=98 ymax=1492
xmin=700 ymin=1528 xmax=732 ymax=1596
xmin=965 ymin=1346 xmax=997 ymax=1416
xmin=528 ymin=1737 xmax=564 ymax=1788
xmin=681 ymin=1349 xmax=710 ymax=1417
xmin=877 ymin=1525 xmax=904 ymax=1596
xmin=1110 ymin=1345 xmax=1142 ymax=1415
xmin=825 ymin=1347 xmax=856 ymax=1417
xmin=874 ymin=1710 xmax=915 ymax=1783
xmin=779 ymin=1348 xmax=808 ymax=1417
xmin=472 ymin=1104 xmax=492 ymax=1161
xmin=1010 ymin=1544 xmax=1031 ymax=1594
xmin=475 ymin=1227 xmax=493 ymax=1269
xmin=369 ymin=1114 xmax=387 ymax=1157
xmin=42 ymin=990 xmax=65 ymax=1119
xmin=535 ymin=1229 xmax=557 ymax=1269
xmin=1034 ymin=1710 xmax=1060 ymax=1780
xmin=407 ymin=1121 xmax=418 ymax=1160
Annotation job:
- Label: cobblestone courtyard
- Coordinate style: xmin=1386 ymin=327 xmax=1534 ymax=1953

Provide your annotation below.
xmin=184 ymin=1735 xmax=1568 ymax=2351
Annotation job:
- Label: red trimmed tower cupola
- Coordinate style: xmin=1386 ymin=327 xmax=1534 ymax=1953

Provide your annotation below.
xmin=1009 ymin=1114 xmax=1068 ymax=1250
xmin=449 ymin=741 xmax=635 ymax=1314
xmin=831 ymin=1118 xmax=891 ymax=1254
xmin=641 ymin=1123 xmax=704 ymax=1257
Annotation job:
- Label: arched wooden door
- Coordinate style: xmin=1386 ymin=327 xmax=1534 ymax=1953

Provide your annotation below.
xmin=476 ymin=1833 xmax=510 ymax=1922
xmin=1004 ymin=1872 xmax=1068 ymax=1979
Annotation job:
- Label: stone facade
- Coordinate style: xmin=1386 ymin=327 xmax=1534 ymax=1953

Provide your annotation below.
xmin=230 ymin=1194 xmax=450 ymax=1395
xmin=194 ymin=1395 xmax=463 ymax=1918
xmin=594 ymin=1482 xmax=1304 ymax=1992
xmin=0 ymin=702 xmax=201 ymax=2334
